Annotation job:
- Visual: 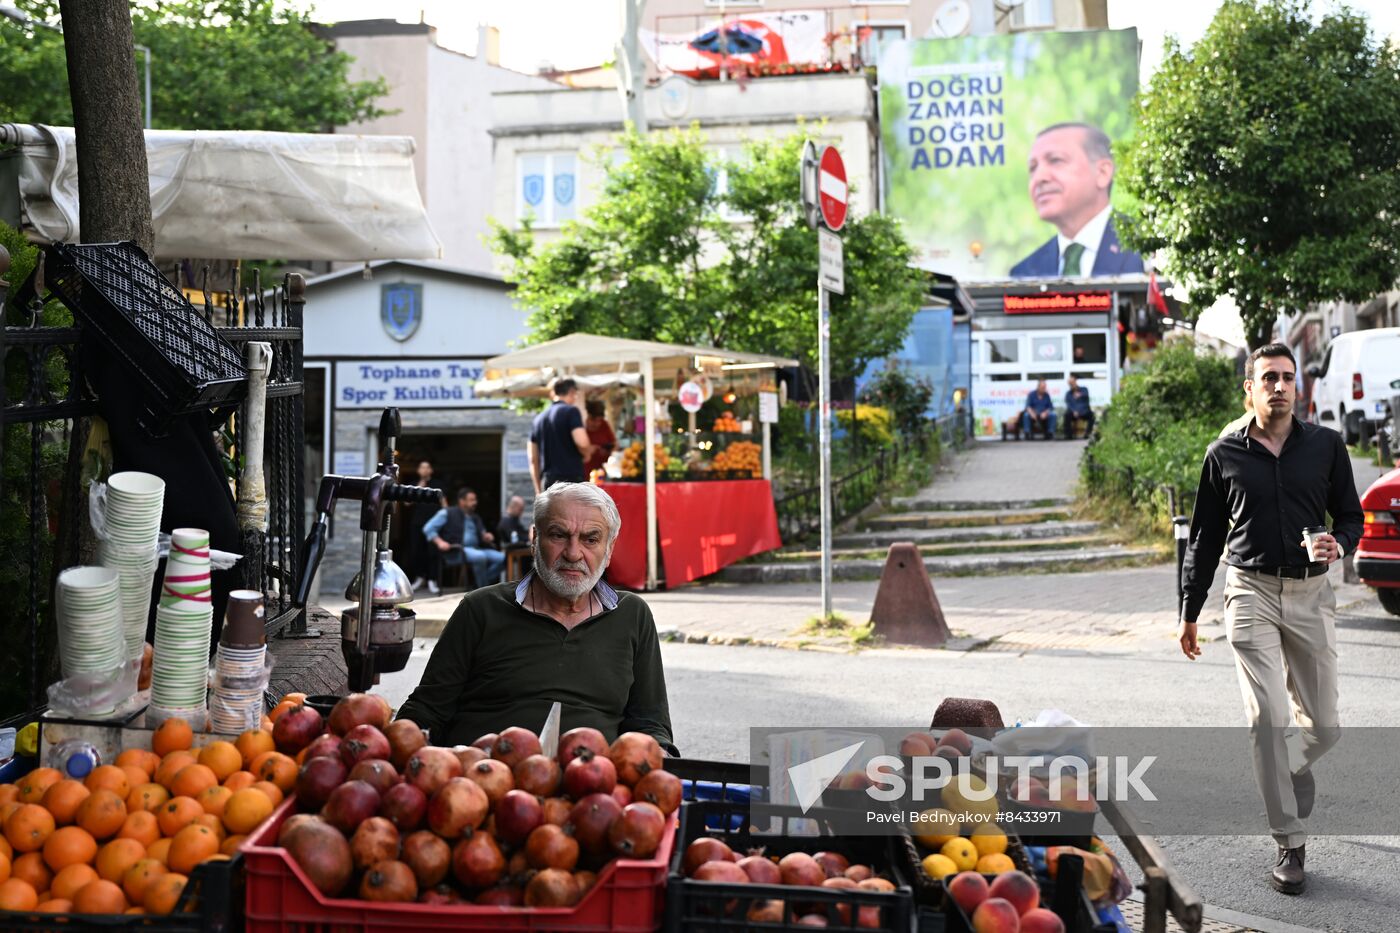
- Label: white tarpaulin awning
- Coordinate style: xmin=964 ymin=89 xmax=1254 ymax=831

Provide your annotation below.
xmin=1 ymin=124 xmax=442 ymax=261
xmin=484 ymin=333 xmax=798 ymax=375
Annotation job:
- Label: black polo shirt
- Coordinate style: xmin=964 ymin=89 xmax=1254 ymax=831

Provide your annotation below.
xmin=531 ymin=401 xmax=586 ymax=482
xmin=1180 ymin=417 xmax=1364 ymax=623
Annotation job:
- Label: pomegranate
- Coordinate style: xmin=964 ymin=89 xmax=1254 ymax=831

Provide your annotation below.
xmin=329 ymin=693 xmax=392 ymax=736
xmin=507 ymin=849 xmax=530 ymax=879
xmin=419 ymin=884 xmax=464 ymax=905
xmin=748 ymin=900 xmax=787 ymax=923
xmin=567 ymin=793 xmax=622 ymax=857
xmin=525 ymin=868 xmax=580 ymax=907
xmin=525 ymin=823 xmax=580 ymax=871
xmin=405 ymin=746 xmax=464 ymax=796
xmin=299 ymin=733 xmax=343 ymax=764
xmin=737 ymin=854 xmax=782 ymax=885
xmin=426 ymin=777 xmax=489 ymax=838
xmin=541 ymin=796 xmax=573 ymax=826
xmin=692 ymin=861 xmax=749 ymax=884
xmin=563 ymin=750 xmax=617 ymax=799
xmin=574 ymin=870 xmax=597 ymax=896
xmin=321 ymin=780 xmax=382 ymax=835
xmin=295 ymin=755 xmax=347 ymax=810
xmin=611 ymin=784 xmax=633 ymax=807
xmin=607 ymin=732 xmax=662 ymax=787
xmin=350 ymin=817 xmax=402 ymax=870
xmin=684 ymin=837 xmax=737 ymax=876
xmin=385 ymin=719 xmax=427 ymax=770
xmin=495 ymin=789 xmax=544 ymax=845
xmin=465 ymin=758 xmax=514 ymax=807
xmin=452 ymin=828 xmax=506 ymax=888
xmin=608 ymin=801 xmax=666 ymax=858
xmin=348 ymin=759 xmax=400 ymax=797
xmin=821 ymin=877 xmax=859 ymax=925
xmin=476 ymin=885 xmax=525 ymax=906
xmin=844 ymin=864 xmax=874 ymax=883
xmin=813 ymin=851 xmax=850 ymax=879
xmin=278 ymin=813 xmax=320 ymax=846
xmin=632 ymin=769 xmax=682 ymax=816
xmin=272 ymin=704 xmax=324 ymax=755
xmin=492 ymin=726 xmax=542 ymax=769
xmin=471 ymin=732 xmax=498 ymax=752
xmin=284 ymin=819 xmax=353 ymax=896
xmin=514 ymin=754 xmax=562 ymax=797
xmin=378 ymin=782 xmax=428 ymax=832
xmin=452 ymin=745 xmax=488 ymax=771
xmin=359 ymin=859 xmax=417 ymax=902
xmin=402 ymin=830 xmax=451 ymax=888
xmin=340 ymin=724 xmax=391 ymax=767
xmin=556 ymin=726 xmax=609 ymax=769
xmin=858 ymin=878 xmax=895 ymax=893
xmin=779 ymin=852 xmax=826 ymax=887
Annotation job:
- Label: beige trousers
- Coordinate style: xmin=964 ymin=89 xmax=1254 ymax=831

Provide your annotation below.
xmin=1223 ymin=566 xmax=1341 ymax=848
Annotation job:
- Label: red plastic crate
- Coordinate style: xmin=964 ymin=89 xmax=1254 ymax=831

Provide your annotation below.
xmin=242 ymin=797 xmax=676 ymax=932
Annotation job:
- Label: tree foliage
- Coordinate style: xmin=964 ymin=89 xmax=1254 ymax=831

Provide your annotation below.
xmin=0 ymin=0 xmax=388 ymax=130
xmin=490 ymin=127 xmax=926 ymax=383
xmin=1118 ymin=0 xmax=1400 ymax=346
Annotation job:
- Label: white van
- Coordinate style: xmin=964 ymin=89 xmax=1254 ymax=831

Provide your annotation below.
xmin=1307 ymin=327 xmax=1400 ymax=442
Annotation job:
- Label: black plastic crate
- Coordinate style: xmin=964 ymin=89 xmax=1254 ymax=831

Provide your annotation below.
xmin=940 ymin=870 xmax=1113 ymax=933
xmin=899 ymin=827 xmax=1033 ymax=909
xmin=664 ymin=799 xmax=915 ymax=932
xmin=666 ymin=757 xmax=767 ymax=805
xmin=33 ymin=241 xmax=247 ymax=428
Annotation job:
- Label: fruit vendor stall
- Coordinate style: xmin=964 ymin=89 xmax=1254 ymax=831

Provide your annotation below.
xmin=476 ymin=333 xmax=797 ymax=590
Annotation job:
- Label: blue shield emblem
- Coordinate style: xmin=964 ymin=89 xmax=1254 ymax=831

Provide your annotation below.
xmin=553 ymin=173 xmax=575 ymax=206
xmin=381 ymin=282 xmax=422 ymax=342
xmin=523 ymin=174 xmax=545 ymax=207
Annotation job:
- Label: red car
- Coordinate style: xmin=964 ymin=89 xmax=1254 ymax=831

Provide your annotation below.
xmin=1357 ymin=467 xmax=1400 ymax=616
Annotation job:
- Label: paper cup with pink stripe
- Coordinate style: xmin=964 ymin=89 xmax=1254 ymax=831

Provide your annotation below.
xmin=160 ymin=528 xmax=212 ymax=613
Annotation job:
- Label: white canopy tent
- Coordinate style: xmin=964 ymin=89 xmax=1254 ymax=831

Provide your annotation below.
xmin=484 ymin=334 xmax=798 ymax=590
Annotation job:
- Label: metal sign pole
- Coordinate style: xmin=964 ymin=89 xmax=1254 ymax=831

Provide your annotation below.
xmin=818 ymin=283 xmax=833 ymax=620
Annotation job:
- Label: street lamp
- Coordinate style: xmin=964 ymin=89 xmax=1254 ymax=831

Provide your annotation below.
xmin=0 ymin=4 xmax=152 ymax=129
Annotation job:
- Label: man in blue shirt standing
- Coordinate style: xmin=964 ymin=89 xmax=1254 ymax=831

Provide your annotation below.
xmin=423 ymin=487 xmax=504 ymax=595
xmin=530 ymin=378 xmax=594 ymax=493
xmin=1021 ymin=379 xmax=1056 ymax=439
xmin=1063 ymin=376 xmax=1095 ymax=439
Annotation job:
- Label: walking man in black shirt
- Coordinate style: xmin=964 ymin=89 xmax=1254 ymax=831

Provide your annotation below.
xmin=529 ymin=378 xmax=593 ymax=493
xmin=1179 ymin=343 xmax=1364 ymax=894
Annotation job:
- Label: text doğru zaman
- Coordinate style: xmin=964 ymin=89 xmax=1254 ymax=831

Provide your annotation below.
xmin=905 ymin=75 xmax=1004 ymax=171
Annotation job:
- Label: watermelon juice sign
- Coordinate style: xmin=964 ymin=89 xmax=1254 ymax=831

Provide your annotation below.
xmin=878 ymin=30 xmax=1141 ymax=282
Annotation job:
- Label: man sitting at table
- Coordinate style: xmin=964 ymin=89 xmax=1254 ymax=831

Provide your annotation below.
xmin=1021 ymin=379 xmax=1057 ymax=439
xmin=422 ymin=487 xmax=504 ymax=595
xmin=395 ymin=482 xmax=676 ymax=753
xmin=496 ymin=495 xmax=530 ymax=546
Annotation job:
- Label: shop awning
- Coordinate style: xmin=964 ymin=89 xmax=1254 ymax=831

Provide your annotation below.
xmin=484 ymin=333 xmax=797 ymax=378
xmin=0 ymin=124 xmax=442 ymax=261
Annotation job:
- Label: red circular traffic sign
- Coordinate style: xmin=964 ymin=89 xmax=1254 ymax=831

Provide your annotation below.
xmin=817 ymin=146 xmax=847 ymax=231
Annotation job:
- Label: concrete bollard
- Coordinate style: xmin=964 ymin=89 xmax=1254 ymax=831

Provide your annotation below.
xmin=869 ymin=541 xmax=950 ymax=647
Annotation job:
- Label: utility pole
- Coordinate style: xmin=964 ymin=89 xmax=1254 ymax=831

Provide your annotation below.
xmin=617 ymin=0 xmax=648 ymax=132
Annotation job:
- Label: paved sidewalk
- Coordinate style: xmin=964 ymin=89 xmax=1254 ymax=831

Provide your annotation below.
xmin=896 ymin=437 xmax=1087 ymax=506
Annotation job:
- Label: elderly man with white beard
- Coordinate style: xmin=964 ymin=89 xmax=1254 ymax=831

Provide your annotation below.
xmin=395 ymin=483 xmax=676 ymax=754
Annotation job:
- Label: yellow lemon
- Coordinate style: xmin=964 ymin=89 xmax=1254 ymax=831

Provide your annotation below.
xmin=921 ymin=853 xmax=959 ymax=880
xmin=940 ymin=837 xmax=978 ymax=872
xmin=976 ymin=853 xmax=1016 ymax=874
xmin=970 ymin=824 xmax=1008 ymax=858
xmin=910 ymin=808 xmax=961 ymax=850
xmin=942 ymin=774 xmax=999 ymax=823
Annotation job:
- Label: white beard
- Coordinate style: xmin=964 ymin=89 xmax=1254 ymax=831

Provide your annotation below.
xmin=534 ymin=548 xmax=607 ymax=601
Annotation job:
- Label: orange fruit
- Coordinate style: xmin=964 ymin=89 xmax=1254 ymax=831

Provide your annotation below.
xmin=41 ymin=825 xmax=98 ymax=871
xmin=42 ymin=779 xmax=91 ymax=826
xmin=142 ymin=871 xmax=187 ymax=915
xmin=268 ymin=700 xmax=296 ymax=723
xmin=72 ymin=877 xmax=127 ymax=914
xmin=75 ymin=789 xmax=126 ymax=841
xmin=196 ymin=785 xmax=232 ymax=820
xmin=50 ymin=862 xmax=99 ymax=899
xmin=117 ymin=810 xmax=160 ymax=849
xmin=127 ymin=782 xmax=169 ymax=814
xmin=281 ymin=692 xmax=308 ymax=705
xmin=5 ymin=803 xmax=56 ymax=852
xmin=167 ymin=824 xmax=219 ymax=874
xmin=234 ymin=731 xmax=274 ymax=769
xmin=125 ymin=905 xmax=145 ymax=914
xmin=0 ymin=877 xmax=38 ymax=911
xmin=222 ymin=771 xmax=256 ymax=793
xmin=0 ymin=802 xmax=20 ymax=826
xmin=0 ymin=785 xmax=16 ymax=805
xmin=170 ymin=764 xmax=217 ymax=800
xmin=194 ymin=813 xmax=225 ymax=842
xmin=115 ymin=749 xmax=158 ymax=779
xmin=121 ymin=858 xmax=165 ymax=905
xmin=154 ymin=751 xmax=197 ymax=790
xmin=197 ymin=742 xmax=242 ymax=782
xmin=249 ymin=781 xmax=283 ymax=808
xmin=16 ymin=768 xmax=62 ymax=805
xmin=157 ymin=797 xmax=203 ymax=838
xmin=219 ymin=834 xmax=246 ymax=856
xmin=85 ymin=764 xmax=132 ymax=800
xmin=975 ymin=853 xmax=1016 ymax=874
xmin=152 ymin=719 xmax=193 ymax=758
xmin=11 ymin=851 xmax=51 ymax=891
xmin=253 ymin=753 xmax=296 ymax=792
xmin=0 ymin=835 xmax=11 ymax=861
xmin=36 ymin=896 xmax=73 ymax=912
xmin=0 ymin=851 xmax=8 ymax=884
xmin=118 ymin=765 xmax=149 ymax=794
xmin=222 ymin=788 xmax=274 ymax=835
xmin=259 ymin=715 xmax=274 ymax=732
xmin=95 ymin=837 xmax=146 ymax=883
xmin=146 ymin=838 xmax=172 ymax=867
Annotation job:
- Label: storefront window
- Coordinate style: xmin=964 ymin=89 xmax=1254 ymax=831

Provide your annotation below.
xmin=987 ymin=338 xmax=1019 ymax=364
xmin=1072 ymin=333 xmax=1108 ymax=365
xmin=1032 ymin=336 xmax=1064 ymax=363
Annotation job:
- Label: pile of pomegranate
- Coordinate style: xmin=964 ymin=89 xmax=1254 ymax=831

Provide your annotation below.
xmin=681 ymin=834 xmax=900 ymax=928
xmin=268 ymin=693 xmax=678 ymax=908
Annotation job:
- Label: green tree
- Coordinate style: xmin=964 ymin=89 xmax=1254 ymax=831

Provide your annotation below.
xmin=490 ymin=127 xmax=926 ymax=383
xmin=0 ymin=0 xmax=387 ymax=130
xmin=1118 ymin=0 xmax=1400 ymax=347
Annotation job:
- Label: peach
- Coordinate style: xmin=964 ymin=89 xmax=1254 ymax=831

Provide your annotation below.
xmin=936 ymin=728 xmax=973 ymax=756
xmin=947 ymin=870 xmax=990 ymax=914
xmin=1021 ymin=907 xmax=1066 ymax=933
xmin=899 ymin=732 xmax=935 ymax=757
xmin=988 ymin=870 xmax=1040 ymax=916
xmin=972 ymin=897 xmax=1021 ymax=933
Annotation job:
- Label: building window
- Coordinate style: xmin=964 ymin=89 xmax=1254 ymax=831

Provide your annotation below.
xmin=1071 ymin=333 xmax=1108 ymax=365
xmin=858 ymin=22 xmax=907 ymax=63
xmin=987 ymin=338 xmax=1020 ymax=364
xmin=1010 ymin=0 xmax=1054 ymax=29
xmin=1032 ymin=336 xmax=1065 ymax=363
xmin=517 ymin=152 xmax=577 ymax=227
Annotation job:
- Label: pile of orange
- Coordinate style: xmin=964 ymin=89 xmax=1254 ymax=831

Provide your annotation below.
xmin=711 ymin=411 xmax=743 ymax=433
xmin=0 ymin=715 xmax=291 ymax=917
xmin=712 ymin=440 xmax=761 ymax=476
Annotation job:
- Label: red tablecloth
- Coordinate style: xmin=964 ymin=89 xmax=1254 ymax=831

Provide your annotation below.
xmin=602 ymin=480 xmax=782 ymax=590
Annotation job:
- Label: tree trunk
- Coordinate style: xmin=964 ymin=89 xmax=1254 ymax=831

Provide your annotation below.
xmin=58 ymin=0 xmax=154 ymax=255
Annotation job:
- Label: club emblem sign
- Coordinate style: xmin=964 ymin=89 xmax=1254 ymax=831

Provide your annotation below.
xmin=381 ymin=282 xmax=423 ymax=342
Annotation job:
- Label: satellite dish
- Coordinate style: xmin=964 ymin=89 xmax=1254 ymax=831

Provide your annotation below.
xmin=927 ymin=0 xmax=972 ymax=39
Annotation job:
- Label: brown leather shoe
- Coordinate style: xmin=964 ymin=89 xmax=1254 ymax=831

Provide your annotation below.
xmin=1271 ymin=845 xmax=1305 ymax=894
xmin=1292 ymin=769 xmax=1315 ymax=819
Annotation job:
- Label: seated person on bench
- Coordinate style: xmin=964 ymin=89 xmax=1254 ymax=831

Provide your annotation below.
xmin=1021 ymin=380 xmax=1056 ymax=439
xmin=1063 ymin=376 xmax=1095 ymax=438
xmin=423 ymin=487 xmax=505 ymax=593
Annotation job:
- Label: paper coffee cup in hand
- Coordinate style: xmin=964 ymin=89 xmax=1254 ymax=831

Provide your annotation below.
xmin=1302 ymin=525 xmax=1328 ymax=561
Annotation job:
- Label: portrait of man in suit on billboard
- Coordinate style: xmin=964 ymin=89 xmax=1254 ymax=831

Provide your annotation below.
xmin=1010 ymin=122 xmax=1144 ymax=279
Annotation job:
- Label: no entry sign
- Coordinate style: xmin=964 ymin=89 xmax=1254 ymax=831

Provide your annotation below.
xmin=818 ymin=146 xmax=847 ymax=231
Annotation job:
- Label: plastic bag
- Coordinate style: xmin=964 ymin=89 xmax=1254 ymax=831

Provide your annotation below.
xmin=46 ymin=657 xmax=142 ymax=720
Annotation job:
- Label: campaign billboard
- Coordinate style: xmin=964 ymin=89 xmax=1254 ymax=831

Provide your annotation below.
xmin=878 ymin=30 xmax=1140 ymax=282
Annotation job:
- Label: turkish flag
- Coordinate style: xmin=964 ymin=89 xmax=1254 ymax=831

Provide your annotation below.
xmin=1147 ymin=269 xmax=1170 ymax=316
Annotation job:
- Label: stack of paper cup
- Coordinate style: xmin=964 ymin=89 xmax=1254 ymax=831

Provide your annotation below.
xmin=150 ymin=528 xmax=214 ymax=727
xmin=98 ymin=471 xmax=166 ymax=660
xmin=55 ymin=567 xmax=126 ymax=682
xmin=209 ymin=590 xmax=268 ymax=734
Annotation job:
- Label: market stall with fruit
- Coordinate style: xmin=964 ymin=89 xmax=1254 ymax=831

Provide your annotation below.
xmin=476 ymin=333 xmax=798 ymax=590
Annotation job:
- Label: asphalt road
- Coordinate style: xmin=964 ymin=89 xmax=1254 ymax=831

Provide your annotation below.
xmin=378 ymin=595 xmax=1400 ymax=932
